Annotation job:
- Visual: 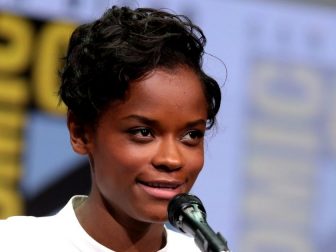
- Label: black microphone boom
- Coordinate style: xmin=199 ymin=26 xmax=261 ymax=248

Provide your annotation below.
xmin=168 ymin=193 xmax=230 ymax=252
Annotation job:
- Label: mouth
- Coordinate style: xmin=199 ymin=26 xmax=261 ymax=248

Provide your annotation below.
xmin=137 ymin=180 xmax=184 ymax=200
xmin=139 ymin=181 xmax=181 ymax=189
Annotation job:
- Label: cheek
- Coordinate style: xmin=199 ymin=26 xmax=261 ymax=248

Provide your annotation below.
xmin=186 ymin=149 xmax=204 ymax=184
xmin=93 ymin=142 xmax=152 ymax=177
xmin=91 ymin=145 xmax=145 ymax=200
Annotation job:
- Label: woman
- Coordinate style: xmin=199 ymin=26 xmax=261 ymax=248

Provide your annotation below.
xmin=0 ymin=5 xmax=221 ymax=251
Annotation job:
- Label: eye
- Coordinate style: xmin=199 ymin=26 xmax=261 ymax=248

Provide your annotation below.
xmin=181 ymin=130 xmax=204 ymax=146
xmin=128 ymin=127 xmax=154 ymax=142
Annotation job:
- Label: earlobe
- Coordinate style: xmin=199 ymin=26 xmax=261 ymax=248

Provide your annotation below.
xmin=67 ymin=111 xmax=91 ymax=155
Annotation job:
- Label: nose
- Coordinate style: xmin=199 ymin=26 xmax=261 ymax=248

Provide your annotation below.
xmin=152 ymin=137 xmax=184 ymax=171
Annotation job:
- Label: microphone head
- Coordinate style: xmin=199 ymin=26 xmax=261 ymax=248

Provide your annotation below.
xmin=168 ymin=194 xmax=230 ymax=252
xmin=167 ymin=193 xmax=206 ymax=232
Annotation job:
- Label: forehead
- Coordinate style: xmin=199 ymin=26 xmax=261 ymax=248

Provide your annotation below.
xmin=133 ymin=67 xmax=203 ymax=102
xmin=102 ymin=66 xmax=208 ymax=123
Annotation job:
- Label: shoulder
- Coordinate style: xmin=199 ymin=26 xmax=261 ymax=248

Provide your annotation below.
xmin=0 ymin=197 xmax=79 ymax=251
xmin=0 ymin=215 xmax=56 ymax=233
xmin=164 ymin=227 xmax=201 ymax=251
xmin=0 ymin=215 xmax=61 ymax=236
xmin=0 ymin=215 xmax=61 ymax=251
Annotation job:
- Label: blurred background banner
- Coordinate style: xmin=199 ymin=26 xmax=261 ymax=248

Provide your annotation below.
xmin=0 ymin=0 xmax=335 ymax=251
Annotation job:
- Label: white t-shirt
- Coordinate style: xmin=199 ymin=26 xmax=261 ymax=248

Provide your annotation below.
xmin=0 ymin=196 xmax=200 ymax=252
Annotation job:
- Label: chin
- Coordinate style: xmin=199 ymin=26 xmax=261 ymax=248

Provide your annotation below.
xmin=144 ymin=211 xmax=168 ymax=224
xmin=148 ymin=218 xmax=168 ymax=224
xmin=141 ymin=208 xmax=168 ymax=224
xmin=133 ymin=198 xmax=172 ymax=224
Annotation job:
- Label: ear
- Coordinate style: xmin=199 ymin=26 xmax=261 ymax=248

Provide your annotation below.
xmin=67 ymin=111 xmax=92 ymax=155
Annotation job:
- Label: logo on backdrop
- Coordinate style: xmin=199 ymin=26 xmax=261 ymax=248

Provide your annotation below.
xmin=0 ymin=12 xmax=90 ymax=218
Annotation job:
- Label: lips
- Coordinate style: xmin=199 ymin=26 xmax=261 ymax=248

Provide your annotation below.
xmin=140 ymin=181 xmax=180 ymax=189
xmin=137 ymin=179 xmax=184 ymax=200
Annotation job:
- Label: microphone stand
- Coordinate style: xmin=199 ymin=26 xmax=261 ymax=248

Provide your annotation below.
xmin=181 ymin=206 xmax=230 ymax=252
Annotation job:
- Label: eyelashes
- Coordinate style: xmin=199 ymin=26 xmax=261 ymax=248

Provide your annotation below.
xmin=128 ymin=128 xmax=153 ymax=138
xmin=127 ymin=127 xmax=154 ymax=143
xmin=127 ymin=127 xmax=204 ymax=146
xmin=181 ymin=130 xmax=204 ymax=145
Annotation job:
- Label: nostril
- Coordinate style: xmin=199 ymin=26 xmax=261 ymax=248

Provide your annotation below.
xmin=153 ymin=163 xmax=182 ymax=172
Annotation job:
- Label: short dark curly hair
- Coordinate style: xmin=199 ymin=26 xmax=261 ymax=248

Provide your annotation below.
xmin=59 ymin=6 xmax=221 ymax=129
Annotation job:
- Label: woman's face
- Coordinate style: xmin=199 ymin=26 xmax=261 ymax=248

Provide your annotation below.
xmin=73 ymin=66 xmax=208 ymax=224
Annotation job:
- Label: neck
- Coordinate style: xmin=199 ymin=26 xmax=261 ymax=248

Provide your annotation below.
xmin=75 ymin=191 xmax=166 ymax=252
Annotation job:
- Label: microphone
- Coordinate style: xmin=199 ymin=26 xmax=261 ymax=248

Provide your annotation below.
xmin=168 ymin=193 xmax=230 ymax=252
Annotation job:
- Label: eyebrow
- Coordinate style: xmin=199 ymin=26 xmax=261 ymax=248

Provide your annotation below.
xmin=122 ymin=115 xmax=159 ymax=126
xmin=122 ymin=115 xmax=207 ymax=128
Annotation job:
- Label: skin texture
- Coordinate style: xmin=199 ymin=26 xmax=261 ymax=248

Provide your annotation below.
xmin=68 ymin=66 xmax=208 ymax=251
